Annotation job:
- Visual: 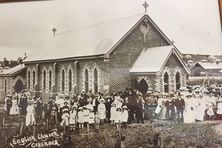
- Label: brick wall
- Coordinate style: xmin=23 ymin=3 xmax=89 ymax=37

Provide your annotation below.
xmin=108 ymin=17 xmax=169 ymax=92
xmin=25 ymin=16 xmax=173 ymax=97
xmin=156 ymin=53 xmax=187 ymax=93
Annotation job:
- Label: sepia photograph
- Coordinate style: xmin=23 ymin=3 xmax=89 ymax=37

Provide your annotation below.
xmin=0 ymin=0 xmax=222 ymax=147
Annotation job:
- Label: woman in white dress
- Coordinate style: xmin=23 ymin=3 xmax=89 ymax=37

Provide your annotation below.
xmin=10 ymin=96 xmax=19 ymax=115
xmin=195 ymin=98 xmax=206 ymax=122
xmin=26 ymin=100 xmax=36 ymax=126
xmin=183 ymin=95 xmax=197 ymax=123
xmin=98 ymin=99 xmax=106 ymax=123
xmin=157 ymin=100 xmax=167 ymax=120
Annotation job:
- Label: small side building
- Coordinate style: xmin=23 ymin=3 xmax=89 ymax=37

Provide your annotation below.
xmin=190 ymin=62 xmax=222 ymax=77
xmin=130 ymin=46 xmax=189 ymax=93
xmin=0 ymin=64 xmax=26 ymax=102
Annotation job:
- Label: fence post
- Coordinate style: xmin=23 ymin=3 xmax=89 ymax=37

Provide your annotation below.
xmin=19 ymin=121 xmax=24 ymax=136
xmin=161 ymin=132 xmax=164 ymax=148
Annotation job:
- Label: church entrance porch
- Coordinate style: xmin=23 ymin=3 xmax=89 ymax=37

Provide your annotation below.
xmin=132 ymin=75 xmax=153 ymax=93
xmin=14 ymin=79 xmax=24 ymax=93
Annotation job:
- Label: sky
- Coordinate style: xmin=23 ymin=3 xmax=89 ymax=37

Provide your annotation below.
xmin=0 ymin=0 xmax=221 ymax=60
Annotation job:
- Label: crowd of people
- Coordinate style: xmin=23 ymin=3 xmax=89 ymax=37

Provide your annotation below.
xmin=4 ymin=86 xmax=222 ymax=131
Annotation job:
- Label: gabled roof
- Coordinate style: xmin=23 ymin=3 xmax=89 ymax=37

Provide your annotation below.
xmin=130 ymin=46 xmax=189 ymax=74
xmin=195 ymin=62 xmax=222 ymax=70
xmin=24 ymin=14 xmax=173 ymax=63
xmin=0 ymin=64 xmax=25 ymax=76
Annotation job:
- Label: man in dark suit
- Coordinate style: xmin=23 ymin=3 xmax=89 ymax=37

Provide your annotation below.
xmin=175 ymin=95 xmax=185 ymax=122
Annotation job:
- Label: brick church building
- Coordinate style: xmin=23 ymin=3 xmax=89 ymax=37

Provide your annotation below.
xmin=24 ymin=14 xmax=189 ymax=98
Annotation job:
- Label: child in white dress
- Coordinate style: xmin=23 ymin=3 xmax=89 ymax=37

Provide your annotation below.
xmin=78 ymin=107 xmax=84 ymax=128
xmin=110 ymin=102 xmax=117 ymax=125
xmin=83 ymin=106 xmax=89 ymax=124
xmin=60 ymin=102 xmax=70 ymax=127
xmin=10 ymin=96 xmax=19 ymax=115
xmin=115 ymin=107 xmax=122 ymax=129
xmin=69 ymin=104 xmax=77 ymax=130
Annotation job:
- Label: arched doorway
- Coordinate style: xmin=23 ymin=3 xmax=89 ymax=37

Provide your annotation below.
xmin=138 ymin=78 xmax=148 ymax=93
xmin=14 ymin=79 xmax=24 ymax=93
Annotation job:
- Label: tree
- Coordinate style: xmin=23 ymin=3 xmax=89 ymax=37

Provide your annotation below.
xmin=2 ymin=58 xmax=9 ymax=67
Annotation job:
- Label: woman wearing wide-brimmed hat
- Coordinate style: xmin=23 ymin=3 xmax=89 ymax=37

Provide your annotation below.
xmin=26 ymin=98 xmax=36 ymax=126
xmin=98 ymin=98 xmax=106 ymax=124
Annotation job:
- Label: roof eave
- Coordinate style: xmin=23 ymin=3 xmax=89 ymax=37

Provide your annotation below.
xmin=105 ymin=14 xmax=174 ymax=57
xmin=130 ymin=71 xmax=157 ymax=75
xmin=24 ymin=54 xmax=105 ymax=64
xmin=159 ymin=48 xmax=190 ymax=74
xmin=0 ymin=67 xmax=26 ymax=77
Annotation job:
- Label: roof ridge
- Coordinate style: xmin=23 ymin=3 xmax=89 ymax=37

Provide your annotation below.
xmin=56 ymin=13 xmax=144 ymax=36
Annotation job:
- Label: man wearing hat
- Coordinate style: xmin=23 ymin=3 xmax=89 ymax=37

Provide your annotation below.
xmin=35 ymin=97 xmax=44 ymax=122
xmin=175 ymin=94 xmax=185 ymax=122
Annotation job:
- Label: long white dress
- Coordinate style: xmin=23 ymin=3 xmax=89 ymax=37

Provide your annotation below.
xmin=184 ymin=98 xmax=197 ymax=123
xmin=82 ymin=109 xmax=89 ymax=123
xmin=195 ymin=99 xmax=206 ymax=121
xmin=10 ymin=99 xmax=19 ymax=115
xmin=110 ymin=106 xmax=117 ymax=121
xmin=88 ymin=111 xmax=95 ymax=124
xmin=77 ymin=111 xmax=84 ymax=124
xmin=217 ymin=102 xmax=222 ymax=115
xmin=69 ymin=110 xmax=77 ymax=125
xmin=121 ymin=110 xmax=128 ymax=123
xmin=98 ymin=103 xmax=106 ymax=120
xmin=26 ymin=104 xmax=36 ymax=126
xmin=115 ymin=110 xmax=122 ymax=124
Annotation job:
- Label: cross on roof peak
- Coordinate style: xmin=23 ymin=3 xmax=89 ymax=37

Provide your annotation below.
xmin=52 ymin=27 xmax=57 ymax=36
xmin=143 ymin=1 xmax=149 ymax=14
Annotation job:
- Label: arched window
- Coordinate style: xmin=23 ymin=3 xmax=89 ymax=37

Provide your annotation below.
xmin=61 ymin=70 xmax=65 ymax=92
xmin=49 ymin=70 xmax=52 ymax=91
xmin=33 ymin=71 xmax=35 ymax=90
xmin=68 ymin=69 xmax=72 ymax=92
xmin=43 ymin=70 xmax=46 ymax=90
xmin=164 ymin=72 xmax=169 ymax=93
xmin=28 ymin=71 xmax=31 ymax=89
xmin=94 ymin=68 xmax=98 ymax=93
xmin=84 ymin=69 xmax=89 ymax=92
xmin=4 ymin=79 xmax=7 ymax=95
xmin=176 ymin=72 xmax=181 ymax=90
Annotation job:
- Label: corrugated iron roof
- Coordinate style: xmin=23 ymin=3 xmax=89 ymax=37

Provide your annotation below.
xmin=198 ymin=62 xmax=222 ymax=70
xmin=24 ymin=14 xmax=144 ymax=62
xmin=0 ymin=64 xmax=25 ymax=76
xmin=130 ymin=46 xmax=173 ymax=73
